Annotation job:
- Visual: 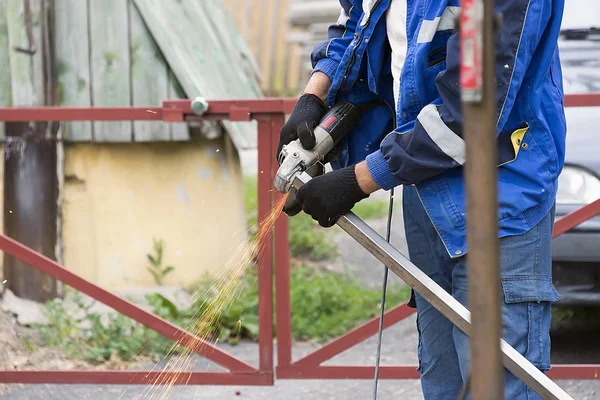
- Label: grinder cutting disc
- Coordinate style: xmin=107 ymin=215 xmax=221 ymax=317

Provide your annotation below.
xmin=282 ymin=162 xmax=325 ymax=216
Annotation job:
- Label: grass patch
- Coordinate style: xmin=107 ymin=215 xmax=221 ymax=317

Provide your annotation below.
xmin=352 ymin=198 xmax=390 ymax=220
xmin=289 ymin=267 xmax=411 ymax=341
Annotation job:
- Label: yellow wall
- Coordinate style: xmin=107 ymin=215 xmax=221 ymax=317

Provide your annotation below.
xmin=62 ymin=135 xmax=247 ymax=290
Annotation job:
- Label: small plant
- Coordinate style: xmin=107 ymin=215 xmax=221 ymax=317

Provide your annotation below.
xmin=146 ymin=238 xmax=175 ymax=286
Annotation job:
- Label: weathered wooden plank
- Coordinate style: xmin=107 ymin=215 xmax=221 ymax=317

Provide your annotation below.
xmin=129 ymin=1 xmax=169 ymax=142
xmin=89 ymin=0 xmax=132 ymax=142
xmin=0 ymin=0 xmax=11 ymax=137
xmin=167 ymin=69 xmax=189 ymax=142
xmin=54 ymin=0 xmax=93 ymax=141
xmin=6 ymin=0 xmax=44 ymax=106
xmin=133 ymin=0 xmax=262 ymax=150
xmin=194 ymin=0 xmax=262 ymax=92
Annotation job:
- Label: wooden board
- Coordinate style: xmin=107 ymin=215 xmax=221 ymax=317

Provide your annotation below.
xmin=167 ymin=70 xmax=189 ymax=141
xmin=54 ymin=0 xmax=93 ymax=141
xmin=0 ymin=0 xmax=10 ymax=138
xmin=129 ymin=1 xmax=169 ymax=142
xmin=133 ymin=0 xmax=263 ymax=150
xmin=6 ymin=0 xmax=44 ymax=106
xmin=89 ymin=0 xmax=132 ymax=142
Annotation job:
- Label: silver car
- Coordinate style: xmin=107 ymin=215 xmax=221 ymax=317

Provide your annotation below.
xmin=551 ymin=29 xmax=600 ymax=305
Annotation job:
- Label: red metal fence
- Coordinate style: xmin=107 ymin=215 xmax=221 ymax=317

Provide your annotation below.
xmin=0 ymin=99 xmax=294 ymax=386
xmin=0 ymin=94 xmax=598 ymax=386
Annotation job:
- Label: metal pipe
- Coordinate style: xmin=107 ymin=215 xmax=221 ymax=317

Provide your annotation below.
xmin=460 ymin=0 xmax=504 ymax=398
xmin=293 ymin=172 xmax=573 ymax=400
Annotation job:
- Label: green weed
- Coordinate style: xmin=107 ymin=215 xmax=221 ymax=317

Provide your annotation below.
xmin=146 ymin=238 xmax=175 ymax=286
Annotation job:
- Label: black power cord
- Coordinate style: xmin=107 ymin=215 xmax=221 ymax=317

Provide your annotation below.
xmin=372 ymin=187 xmax=395 ymax=400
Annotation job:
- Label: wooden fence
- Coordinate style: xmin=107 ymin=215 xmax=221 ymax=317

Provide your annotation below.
xmin=222 ymin=0 xmax=309 ymax=96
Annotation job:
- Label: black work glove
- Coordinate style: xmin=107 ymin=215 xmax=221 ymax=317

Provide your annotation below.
xmin=277 ymin=93 xmax=327 ymax=162
xmin=295 ymin=165 xmax=369 ymax=228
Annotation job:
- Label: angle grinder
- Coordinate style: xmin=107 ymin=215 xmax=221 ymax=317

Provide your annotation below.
xmin=274 ymin=101 xmax=363 ymax=214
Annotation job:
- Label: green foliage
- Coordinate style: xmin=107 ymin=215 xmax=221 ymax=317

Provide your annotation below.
xmin=35 ymin=268 xmax=410 ymax=363
xmin=288 ymin=213 xmax=337 ymax=260
xmin=352 ymin=199 xmax=390 ymax=220
xmin=289 ymin=267 xmax=411 ymax=340
xmin=36 ymin=290 xmax=172 ymax=363
xmin=146 ymin=238 xmax=175 ymax=286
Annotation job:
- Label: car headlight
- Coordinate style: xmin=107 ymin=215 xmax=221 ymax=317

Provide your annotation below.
xmin=557 ymin=166 xmax=600 ymax=205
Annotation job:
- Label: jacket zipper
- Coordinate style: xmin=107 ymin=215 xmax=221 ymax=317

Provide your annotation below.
xmin=336 ymin=0 xmax=384 ymax=100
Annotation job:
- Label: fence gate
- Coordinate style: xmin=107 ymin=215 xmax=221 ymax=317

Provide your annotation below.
xmin=0 ymin=95 xmax=599 ymax=388
xmin=0 ymin=99 xmax=293 ymax=386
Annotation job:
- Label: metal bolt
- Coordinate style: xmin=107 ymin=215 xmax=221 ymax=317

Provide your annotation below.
xmin=191 ymin=97 xmax=209 ymax=116
xmin=455 ymin=250 xmax=463 ymax=255
xmin=521 ymin=143 xmax=529 ymax=150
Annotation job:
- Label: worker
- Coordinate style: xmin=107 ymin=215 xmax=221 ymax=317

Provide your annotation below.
xmin=277 ymin=0 xmax=566 ymax=398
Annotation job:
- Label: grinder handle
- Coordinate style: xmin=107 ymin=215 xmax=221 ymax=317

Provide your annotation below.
xmin=318 ymin=101 xmax=363 ymax=145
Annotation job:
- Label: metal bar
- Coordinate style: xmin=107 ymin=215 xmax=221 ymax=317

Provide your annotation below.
xmin=461 ymin=0 xmax=504 ymax=397
xmin=0 ymin=94 xmax=595 ymax=122
xmin=564 ymin=93 xmax=600 ymax=107
xmin=269 ymin=114 xmax=294 ymax=370
xmin=292 ymin=173 xmax=573 ymax=400
xmin=257 ymin=118 xmax=275 ymax=378
xmin=277 ymin=366 xmax=421 ymax=380
xmin=293 ymin=304 xmax=415 ymax=367
xmin=548 ymin=366 xmax=600 ymax=380
xmin=553 ymin=198 xmax=600 ymax=238
xmin=0 ymin=371 xmax=272 ymax=385
xmin=0 ymin=107 xmax=166 ymax=121
xmin=0 ymin=234 xmax=257 ymax=373
xmin=278 ymin=364 xmax=600 ymax=380
xmin=0 ymin=99 xmax=297 ymax=122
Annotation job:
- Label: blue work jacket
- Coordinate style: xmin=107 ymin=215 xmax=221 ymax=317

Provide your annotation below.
xmin=311 ymin=0 xmax=567 ymax=257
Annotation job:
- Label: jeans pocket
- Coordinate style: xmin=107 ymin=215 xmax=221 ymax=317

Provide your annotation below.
xmin=501 ymin=277 xmax=562 ymax=304
xmin=501 ymin=277 xmax=561 ymax=372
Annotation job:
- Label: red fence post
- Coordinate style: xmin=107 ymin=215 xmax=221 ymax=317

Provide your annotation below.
xmin=269 ymin=114 xmax=293 ymax=371
xmin=257 ymin=117 xmax=275 ymax=380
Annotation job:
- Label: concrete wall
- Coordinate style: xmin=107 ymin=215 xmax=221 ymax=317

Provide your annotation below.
xmin=61 ymin=134 xmax=247 ymax=290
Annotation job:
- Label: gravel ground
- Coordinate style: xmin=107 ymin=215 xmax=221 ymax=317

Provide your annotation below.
xmin=3 ymin=200 xmax=600 ymax=399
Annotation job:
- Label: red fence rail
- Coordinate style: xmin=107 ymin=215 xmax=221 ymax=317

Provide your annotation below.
xmin=0 ymin=93 xmax=598 ymax=387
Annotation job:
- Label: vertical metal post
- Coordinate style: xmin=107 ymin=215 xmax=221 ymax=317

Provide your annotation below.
xmin=460 ymin=0 xmax=504 ymax=399
xmin=257 ymin=117 xmax=275 ymax=381
xmin=272 ymin=113 xmax=294 ymax=370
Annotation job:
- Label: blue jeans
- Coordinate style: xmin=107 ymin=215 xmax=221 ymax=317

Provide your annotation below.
xmin=402 ymin=185 xmax=561 ymax=399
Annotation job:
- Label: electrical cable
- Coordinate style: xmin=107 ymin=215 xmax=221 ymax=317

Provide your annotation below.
xmin=372 ymin=187 xmax=395 ymax=400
